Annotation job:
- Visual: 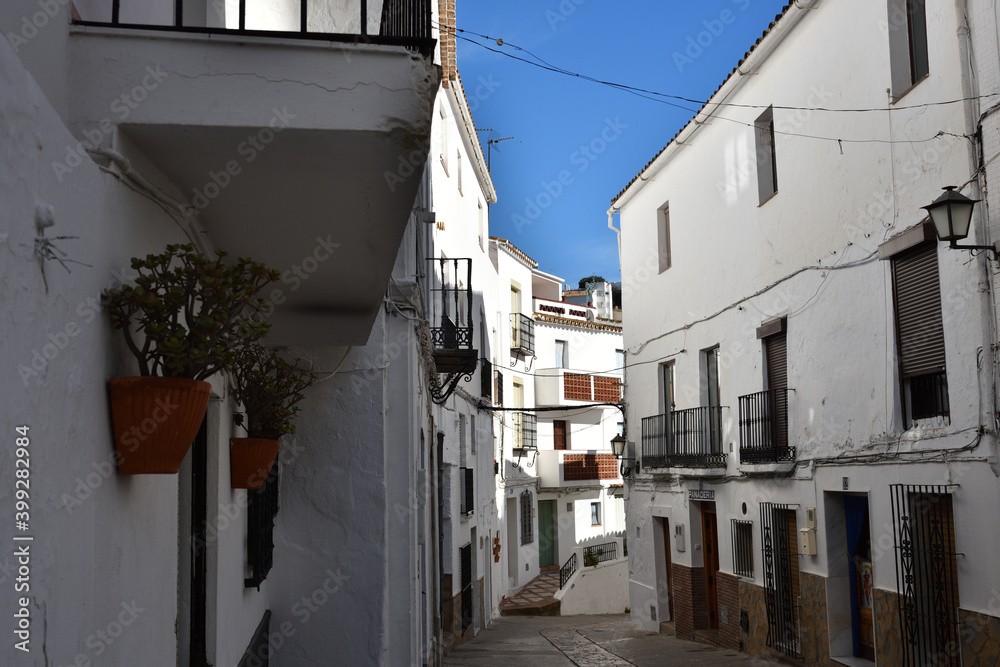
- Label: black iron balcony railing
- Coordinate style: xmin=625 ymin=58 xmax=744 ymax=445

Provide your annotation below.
xmin=510 ymin=313 xmax=535 ymax=355
xmin=83 ymin=0 xmax=434 ymax=51
xmin=428 ymin=258 xmax=473 ymax=351
xmin=738 ymin=389 xmax=794 ymax=463
xmin=641 ymin=406 xmax=726 ymax=468
xmin=584 ymin=541 xmax=618 ymax=565
xmin=512 ymin=412 xmax=537 ymax=450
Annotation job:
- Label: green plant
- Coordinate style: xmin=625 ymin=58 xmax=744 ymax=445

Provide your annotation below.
xmin=102 ymin=244 xmax=279 ymax=380
xmin=230 ymin=343 xmax=315 ymax=439
xmin=584 ymin=547 xmax=599 ymax=567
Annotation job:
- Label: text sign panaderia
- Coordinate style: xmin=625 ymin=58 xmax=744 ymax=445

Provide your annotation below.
xmin=688 ymin=490 xmax=714 ymax=500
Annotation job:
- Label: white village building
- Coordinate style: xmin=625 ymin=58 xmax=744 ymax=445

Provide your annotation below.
xmin=612 ymin=1 xmax=1000 ymax=665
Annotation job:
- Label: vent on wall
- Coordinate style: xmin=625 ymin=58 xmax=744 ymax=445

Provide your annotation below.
xmin=650 ymin=605 xmax=657 ymax=622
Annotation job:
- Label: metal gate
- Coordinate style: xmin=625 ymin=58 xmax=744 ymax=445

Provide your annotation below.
xmin=760 ymin=503 xmax=798 ymax=657
xmin=890 ymin=484 xmax=959 ymax=666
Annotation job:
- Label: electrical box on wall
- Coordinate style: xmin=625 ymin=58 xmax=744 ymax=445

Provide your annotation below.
xmin=805 ymin=507 xmax=817 ymax=530
xmin=800 ymin=528 xmax=817 ymax=556
xmin=674 ymin=523 xmax=686 ymax=552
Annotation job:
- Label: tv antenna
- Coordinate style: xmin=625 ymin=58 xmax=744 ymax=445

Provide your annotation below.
xmin=486 ymin=136 xmax=514 ymax=170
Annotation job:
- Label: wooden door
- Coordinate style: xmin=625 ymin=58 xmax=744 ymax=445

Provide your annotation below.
xmin=553 ymin=420 xmax=567 ymax=450
xmin=702 ymin=508 xmax=720 ymax=629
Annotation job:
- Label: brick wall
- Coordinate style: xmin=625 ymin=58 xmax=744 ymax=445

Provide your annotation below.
xmin=594 ymin=376 xmax=622 ymax=402
xmin=671 ymin=563 xmax=706 ymax=640
xmin=563 ymin=453 xmax=618 ymax=481
xmin=716 ymin=571 xmax=740 ymax=650
xmin=564 ymin=373 xmax=592 ymax=400
xmin=437 ymin=0 xmax=456 ymax=86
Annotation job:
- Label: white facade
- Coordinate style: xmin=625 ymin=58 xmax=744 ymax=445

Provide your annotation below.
xmin=612 ymin=1 xmax=1000 ymax=664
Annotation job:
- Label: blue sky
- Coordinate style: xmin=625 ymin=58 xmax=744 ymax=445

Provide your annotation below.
xmin=455 ymin=0 xmax=790 ymax=287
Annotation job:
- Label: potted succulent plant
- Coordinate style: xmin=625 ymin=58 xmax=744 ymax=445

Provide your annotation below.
xmin=229 ymin=343 xmax=315 ymax=489
xmin=583 ymin=547 xmax=599 ymax=567
xmin=102 ymin=244 xmax=278 ymax=474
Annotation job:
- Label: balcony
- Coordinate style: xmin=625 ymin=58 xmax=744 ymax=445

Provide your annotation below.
xmin=69 ymin=0 xmax=438 ymax=347
xmin=535 ymin=368 xmax=622 ymax=406
xmin=641 ymin=407 xmax=726 ymax=470
xmin=427 ymin=258 xmax=476 ymax=375
xmin=537 ymin=449 xmax=621 ymax=489
xmin=511 ymin=412 xmax=537 ymax=451
xmin=510 ymin=313 xmax=535 ymax=355
xmin=738 ymin=389 xmax=794 ymax=465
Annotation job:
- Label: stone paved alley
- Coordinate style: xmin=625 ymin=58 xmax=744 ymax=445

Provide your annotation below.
xmin=444 ymin=614 xmax=780 ymax=666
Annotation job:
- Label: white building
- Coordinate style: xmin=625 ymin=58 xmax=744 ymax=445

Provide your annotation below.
xmin=612 ymin=1 xmax=1000 ymax=665
xmin=0 ymin=0 xmax=508 ymax=664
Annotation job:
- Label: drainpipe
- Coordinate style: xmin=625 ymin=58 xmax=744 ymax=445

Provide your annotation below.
xmin=956 ymin=0 xmax=1000 ymax=434
xmin=434 ymin=431 xmax=445 ymax=665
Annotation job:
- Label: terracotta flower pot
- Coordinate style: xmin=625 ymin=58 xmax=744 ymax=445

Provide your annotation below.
xmin=109 ymin=377 xmax=211 ymax=474
xmin=230 ymin=438 xmax=280 ymax=490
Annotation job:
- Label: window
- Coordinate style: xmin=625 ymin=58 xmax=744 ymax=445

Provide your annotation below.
xmin=555 ymin=340 xmax=568 ymax=368
xmin=553 ymin=420 xmax=567 ymax=450
xmin=615 ymin=349 xmax=625 ymax=375
xmin=657 ymin=205 xmax=671 ymax=272
xmin=246 ymin=459 xmax=280 ymax=589
xmin=591 ymin=502 xmax=601 ymax=526
xmin=755 ymin=106 xmax=778 ymax=204
xmin=888 ymin=0 xmax=929 ymax=98
xmin=471 ymin=415 xmax=476 ymax=454
xmin=494 ymin=369 xmax=504 ymax=405
xmin=660 ymin=361 xmax=675 ymax=414
xmin=520 ymin=491 xmax=534 ymax=544
xmin=891 ymin=242 xmax=949 ymax=426
xmin=760 ymin=503 xmax=799 ymax=656
xmin=732 ymin=520 xmax=754 ymax=578
xmin=457 ymin=149 xmax=463 ymax=195
xmin=703 ymin=347 xmax=722 ymax=452
xmin=459 ymin=414 xmax=466 ymax=468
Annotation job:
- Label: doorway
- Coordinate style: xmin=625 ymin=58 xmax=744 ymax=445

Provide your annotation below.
xmin=844 ymin=496 xmax=875 ymax=660
xmin=658 ymin=517 xmax=674 ymax=622
xmin=506 ymin=497 xmax=518 ymax=587
xmin=538 ymin=500 xmax=557 ymax=568
xmin=701 ymin=506 xmax=720 ymax=629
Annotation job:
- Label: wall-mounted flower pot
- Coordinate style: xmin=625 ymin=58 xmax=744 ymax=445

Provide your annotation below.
xmin=230 ymin=438 xmax=280 ymax=490
xmin=109 ymin=377 xmax=211 ymax=474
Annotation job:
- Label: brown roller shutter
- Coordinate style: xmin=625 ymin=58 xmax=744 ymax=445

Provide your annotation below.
xmin=765 ymin=333 xmax=787 ymax=392
xmin=892 ymin=244 xmax=946 ymax=378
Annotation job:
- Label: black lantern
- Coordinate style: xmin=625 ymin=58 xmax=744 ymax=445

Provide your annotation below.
xmin=923 ymin=186 xmax=996 ymax=258
xmin=610 ymin=433 xmax=633 ymax=477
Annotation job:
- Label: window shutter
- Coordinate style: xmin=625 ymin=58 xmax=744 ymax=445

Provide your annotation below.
xmin=892 ymin=244 xmax=946 ymax=378
xmin=764 ymin=333 xmax=787 ymax=392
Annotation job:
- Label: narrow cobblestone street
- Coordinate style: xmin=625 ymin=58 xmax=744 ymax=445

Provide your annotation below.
xmin=444 ymin=615 xmax=780 ymax=666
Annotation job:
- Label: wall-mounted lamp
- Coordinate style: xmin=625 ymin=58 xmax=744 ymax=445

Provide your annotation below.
xmin=923 ymin=186 xmax=997 ymax=259
xmin=610 ymin=433 xmax=634 ymax=478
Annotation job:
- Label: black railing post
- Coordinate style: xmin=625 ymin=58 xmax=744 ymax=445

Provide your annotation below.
xmin=239 ymin=0 xmax=246 ymax=30
xmin=111 ymin=0 xmax=120 ymax=24
xmin=360 ymin=0 xmax=367 ymax=36
xmin=174 ymin=0 xmax=182 ymax=27
xmin=300 ymin=0 xmax=307 ymax=32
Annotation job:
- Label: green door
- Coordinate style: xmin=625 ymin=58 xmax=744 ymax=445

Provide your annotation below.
xmin=538 ymin=500 xmax=556 ymax=567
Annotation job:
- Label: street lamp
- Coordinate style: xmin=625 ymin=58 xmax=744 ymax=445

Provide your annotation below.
xmin=922 ymin=186 xmax=996 ymax=259
xmin=610 ymin=433 xmax=633 ymax=477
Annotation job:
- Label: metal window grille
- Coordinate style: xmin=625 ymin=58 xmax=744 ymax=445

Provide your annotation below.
xmin=245 ymin=460 xmax=280 ymax=589
xmin=459 ymin=543 xmax=473 ymax=634
xmin=760 ymin=503 xmax=798 ymax=656
xmin=732 ymin=520 xmax=754 ymax=578
xmin=890 ymin=484 xmax=960 ymax=666
xmin=510 ymin=313 xmax=535 ymax=354
xmin=495 ymin=370 xmax=504 ymax=406
xmin=512 ymin=412 xmax=537 ymax=450
xmin=520 ymin=491 xmax=533 ymax=545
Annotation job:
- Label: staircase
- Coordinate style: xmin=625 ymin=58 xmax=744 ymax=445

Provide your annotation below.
xmin=498 ymin=572 xmax=561 ymax=616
